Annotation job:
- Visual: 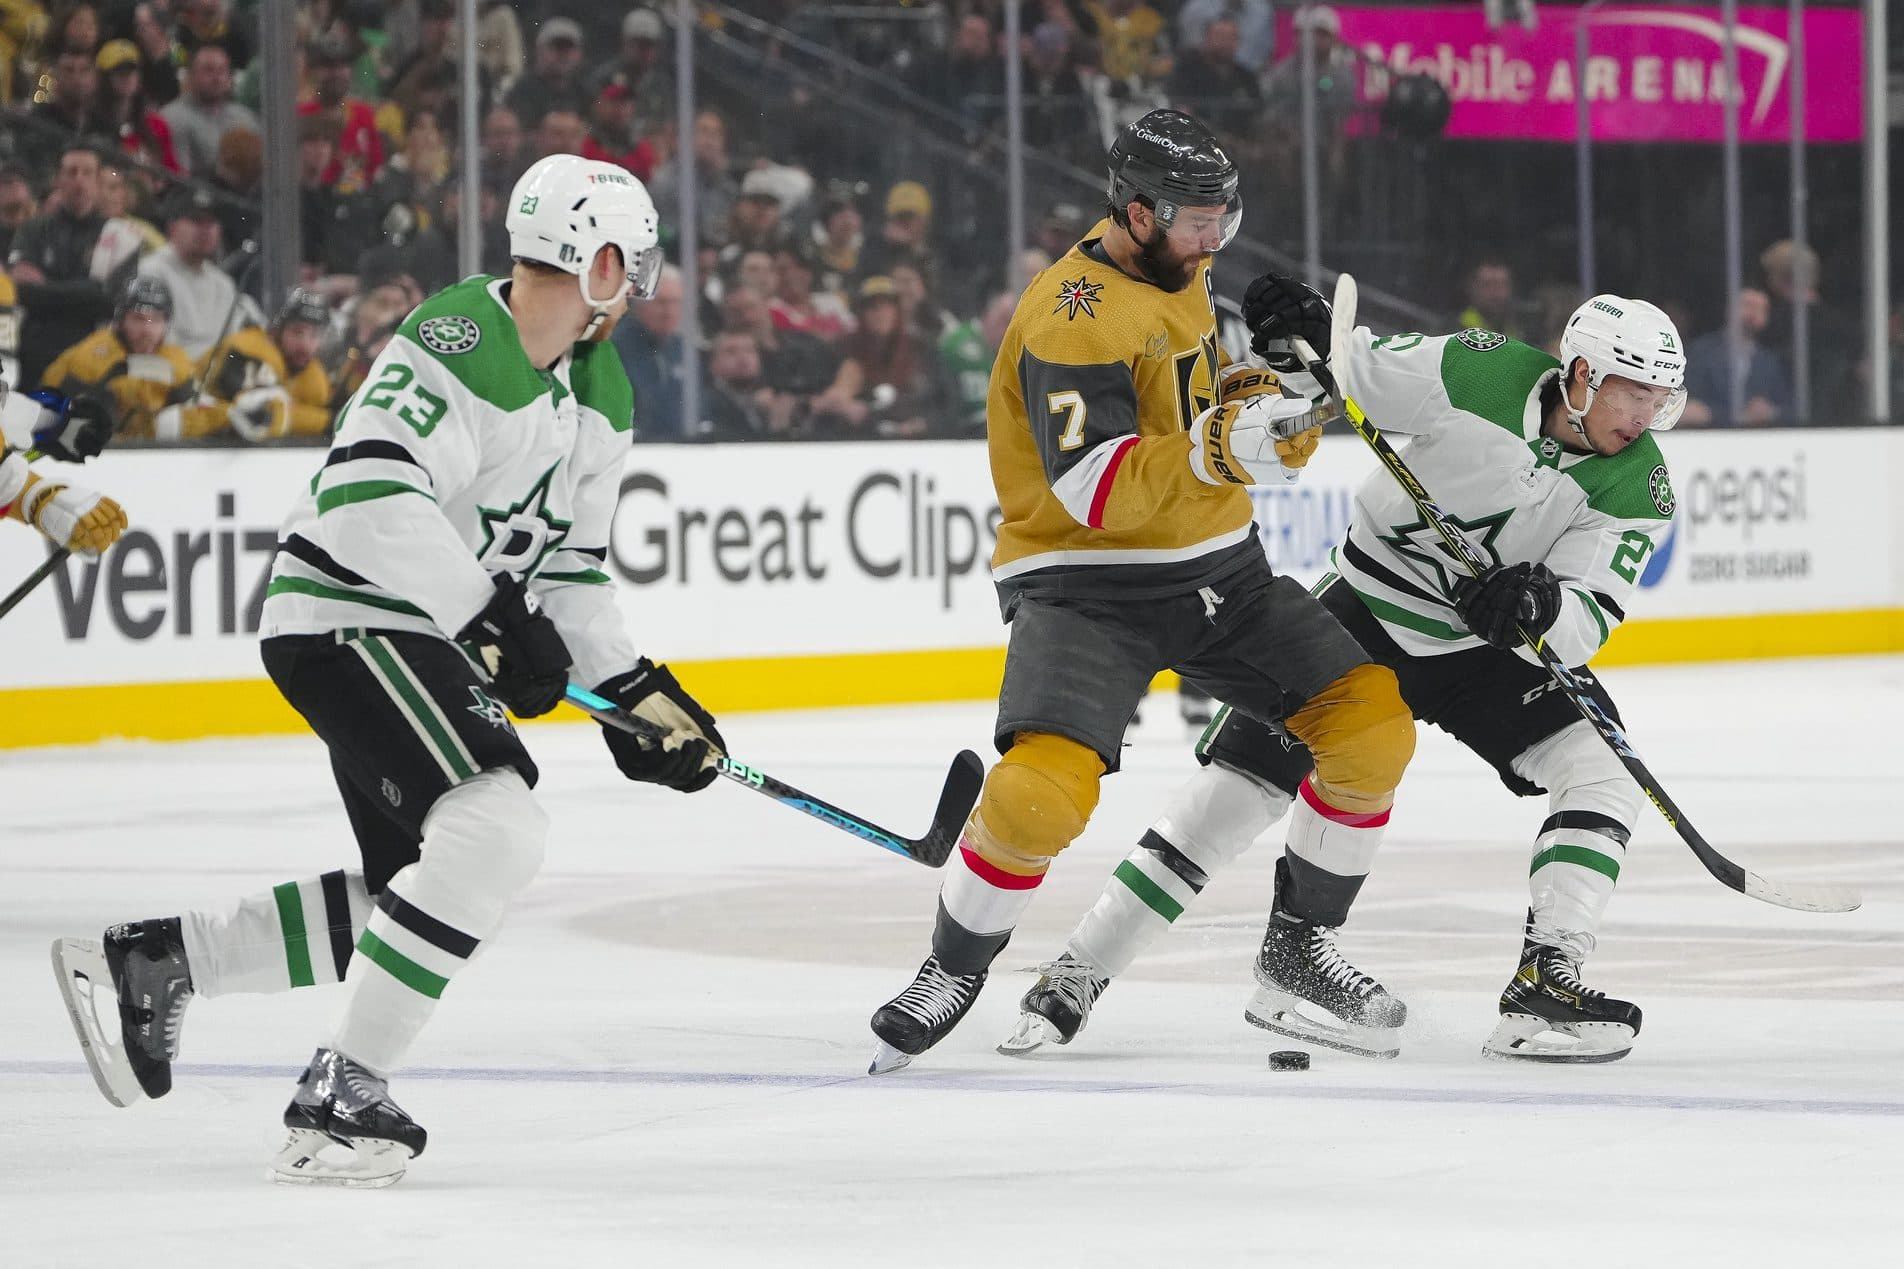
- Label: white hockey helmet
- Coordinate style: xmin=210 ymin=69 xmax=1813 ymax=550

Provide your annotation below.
xmin=1558 ymin=294 xmax=1688 ymax=432
xmin=506 ymin=155 xmax=664 ymax=326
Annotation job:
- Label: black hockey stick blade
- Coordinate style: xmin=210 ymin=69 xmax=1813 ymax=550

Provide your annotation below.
xmin=1291 ymin=276 xmax=1860 ymax=914
xmin=0 ymin=546 xmax=70 ymax=623
xmin=564 ymin=684 xmax=981 ymax=867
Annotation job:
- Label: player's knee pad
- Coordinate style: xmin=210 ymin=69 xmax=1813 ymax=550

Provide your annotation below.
xmin=1154 ymin=759 xmax=1294 ymax=876
xmin=1514 ymin=720 xmax=1642 ymax=832
xmin=1283 ymin=663 xmax=1415 ymax=813
xmin=406 ymin=768 xmax=549 ymax=932
xmin=970 ymin=732 xmax=1104 ymax=872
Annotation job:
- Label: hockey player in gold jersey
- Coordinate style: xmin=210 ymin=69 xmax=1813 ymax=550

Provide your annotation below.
xmin=869 ymin=110 xmax=1415 ymax=1072
xmin=192 ymin=289 xmax=335 ymax=441
xmin=41 ymin=275 xmax=201 ymax=440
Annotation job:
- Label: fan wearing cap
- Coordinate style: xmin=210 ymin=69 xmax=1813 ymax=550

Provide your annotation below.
xmin=48 ymin=155 xmax=725 ymax=1187
xmin=864 ymin=110 xmax=1415 ymax=1075
xmin=503 ymin=16 xmax=592 ymax=132
xmin=1014 ymin=281 xmax=1689 ymax=1065
xmin=40 ymin=274 xmax=205 ymax=441
xmin=135 ymin=185 xmax=263 ymax=359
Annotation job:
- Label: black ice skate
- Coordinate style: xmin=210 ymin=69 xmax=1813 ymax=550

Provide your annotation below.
xmin=1484 ymin=943 xmax=1642 ymax=1064
xmin=51 ymin=918 xmax=196 ymax=1107
xmin=1244 ymin=908 xmax=1407 ymax=1060
xmin=869 ymin=955 xmax=987 ymax=1074
xmin=997 ymin=953 xmax=1111 ymax=1056
xmin=271 ymin=1047 xmax=428 ymax=1187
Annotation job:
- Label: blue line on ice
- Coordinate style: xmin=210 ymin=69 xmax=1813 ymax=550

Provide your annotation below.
xmin=8 ymin=1059 xmax=1898 ymax=1117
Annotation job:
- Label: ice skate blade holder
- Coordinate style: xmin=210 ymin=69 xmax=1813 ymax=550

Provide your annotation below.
xmin=1482 ymin=1012 xmax=1634 ymax=1064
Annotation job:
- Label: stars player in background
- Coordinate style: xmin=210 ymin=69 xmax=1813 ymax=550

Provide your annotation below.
xmin=52 ymin=155 xmax=726 ymax=1186
xmin=1005 ymin=278 xmax=1686 ymax=1064
xmin=867 ymin=110 xmax=1417 ymax=1074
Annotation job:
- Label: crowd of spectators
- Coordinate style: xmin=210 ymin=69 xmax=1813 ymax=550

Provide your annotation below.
xmin=0 ymin=2 xmax=1892 ymax=446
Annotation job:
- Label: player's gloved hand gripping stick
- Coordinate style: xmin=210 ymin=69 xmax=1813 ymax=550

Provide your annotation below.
xmin=1290 ymin=272 xmax=1859 ymax=915
xmin=563 ymin=684 xmax=984 ymax=868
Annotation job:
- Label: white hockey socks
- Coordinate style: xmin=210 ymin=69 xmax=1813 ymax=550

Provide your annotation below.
xmin=1279 ymin=776 xmax=1391 ymax=927
xmin=1070 ymin=762 xmax=1293 ymax=977
xmin=331 ymin=769 xmax=548 ymax=1075
xmin=1512 ymin=722 xmax=1640 ymax=959
xmin=931 ymin=839 xmax=1044 ymax=975
xmin=180 ymin=870 xmax=372 ymax=996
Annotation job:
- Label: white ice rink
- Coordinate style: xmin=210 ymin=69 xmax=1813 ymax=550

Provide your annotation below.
xmin=3 ymin=655 xmax=1900 ymax=1267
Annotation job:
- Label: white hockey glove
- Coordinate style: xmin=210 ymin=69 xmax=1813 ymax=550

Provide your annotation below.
xmin=8 ymin=470 xmax=128 ymax=554
xmin=228 ymin=387 xmax=290 ymax=443
xmin=1189 ymin=390 xmax=1331 ymax=486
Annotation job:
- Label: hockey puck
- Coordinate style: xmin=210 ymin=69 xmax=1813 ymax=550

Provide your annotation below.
xmin=1267 ymin=1050 xmax=1311 ymax=1071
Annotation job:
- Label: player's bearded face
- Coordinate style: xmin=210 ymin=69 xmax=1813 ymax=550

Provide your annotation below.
xmin=1134 ymin=216 xmax=1201 ymax=293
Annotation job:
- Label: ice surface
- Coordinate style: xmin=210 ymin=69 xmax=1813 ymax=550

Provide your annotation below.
xmin=3 ymin=656 xmax=1900 ymax=1266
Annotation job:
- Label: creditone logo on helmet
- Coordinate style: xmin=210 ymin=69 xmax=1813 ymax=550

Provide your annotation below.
xmin=1648 ymin=464 xmax=1675 ymax=517
xmin=1054 ymin=277 xmax=1105 ymax=321
xmin=1456 ymin=328 xmax=1506 ymax=352
xmin=417 ymin=315 xmax=482 ymax=355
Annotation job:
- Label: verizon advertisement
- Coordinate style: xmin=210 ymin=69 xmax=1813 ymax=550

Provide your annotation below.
xmin=0 ymin=432 xmax=1893 ymax=690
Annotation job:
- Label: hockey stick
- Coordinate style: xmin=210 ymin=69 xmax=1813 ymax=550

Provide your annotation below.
xmin=563 ymin=684 xmax=984 ymax=868
xmin=0 ymin=546 xmax=70 ymax=622
xmin=1289 ymin=273 xmax=1859 ymax=914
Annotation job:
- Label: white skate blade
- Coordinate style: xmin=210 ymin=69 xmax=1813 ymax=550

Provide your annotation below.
xmin=49 ymin=938 xmax=143 ymax=1108
xmin=1243 ymin=984 xmax=1401 ymax=1060
xmin=270 ymin=1127 xmax=412 ymax=1188
xmin=868 ymin=1040 xmax=915 ymax=1076
xmin=996 ymin=1011 xmax=1062 ymax=1057
xmin=1483 ymin=1012 xmax=1634 ymax=1064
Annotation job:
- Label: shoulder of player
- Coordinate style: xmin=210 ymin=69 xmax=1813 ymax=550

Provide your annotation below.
xmin=1015 ymin=247 xmax=1174 ymax=367
xmin=1420 ymin=330 xmax=1558 ymax=433
xmin=1563 ymin=431 xmax=1675 ymax=523
xmin=568 ymin=339 xmax=634 ymax=435
xmin=390 ymin=277 xmax=547 ymax=411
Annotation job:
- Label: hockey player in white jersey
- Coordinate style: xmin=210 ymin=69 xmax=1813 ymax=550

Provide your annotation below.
xmin=1002 ymin=276 xmax=1684 ymax=1064
xmin=51 ymin=155 xmax=725 ymax=1185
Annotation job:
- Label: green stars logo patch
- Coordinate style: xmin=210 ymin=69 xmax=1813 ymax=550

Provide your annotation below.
xmin=1456 ymin=328 xmax=1506 ymax=352
xmin=1648 ymin=464 xmax=1675 ymax=517
xmin=418 ymin=315 xmax=481 ymax=355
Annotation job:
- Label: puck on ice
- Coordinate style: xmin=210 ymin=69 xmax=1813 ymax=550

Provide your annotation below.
xmin=1268 ymin=1050 xmax=1310 ymax=1071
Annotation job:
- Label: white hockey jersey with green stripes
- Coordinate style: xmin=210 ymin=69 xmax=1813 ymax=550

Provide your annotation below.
xmin=1321 ymin=328 xmax=1676 ymax=666
xmin=259 ymin=276 xmax=641 ymax=687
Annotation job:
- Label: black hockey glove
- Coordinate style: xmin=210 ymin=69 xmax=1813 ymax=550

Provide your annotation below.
xmin=1242 ymin=272 xmax=1333 ymax=374
xmin=26 ymin=389 xmax=115 ymax=462
xmin=456 ymin=574 xmax=573 ymax=718
xmin=1452 ymin=561 xmax=1563 ymax=650
xmin=596 ymin=659 xmax=727 ymax=793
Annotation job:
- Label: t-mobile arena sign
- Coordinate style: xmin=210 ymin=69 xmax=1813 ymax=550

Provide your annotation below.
xmin=1322 ymin=5 xmax=1863 ymax=142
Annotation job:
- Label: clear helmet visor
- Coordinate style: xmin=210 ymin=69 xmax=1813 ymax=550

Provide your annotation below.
xmin=627 ymin=244 xmax=664 ymax=301
xmin=1157 ymin=193 xmax=1242 ymax=254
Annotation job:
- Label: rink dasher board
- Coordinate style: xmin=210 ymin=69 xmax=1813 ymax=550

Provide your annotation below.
xmin=0 ymin=430 xmax=1897 ymax=746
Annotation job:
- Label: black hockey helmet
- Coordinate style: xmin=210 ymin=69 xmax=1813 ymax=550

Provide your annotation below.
xmin=1106 ymin=109 xmax=1241 ymax=249
xmin=115 ymin=274 xmax=173 ymax=323
xmin=274 ymin=288 xmax=330 ymax=333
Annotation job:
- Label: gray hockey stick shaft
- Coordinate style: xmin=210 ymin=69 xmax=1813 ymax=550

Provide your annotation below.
xmin=0 ymin=546 xmax=70 ymax=622
xmin=1291 ymin=273 xmax=1858 ymax=914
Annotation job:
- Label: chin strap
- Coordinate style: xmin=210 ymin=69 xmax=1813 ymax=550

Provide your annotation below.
xmin=1556 ymin=362 xmax=1597 ymax=442
xmin=576 ymin=267 xmax=626 ymax=342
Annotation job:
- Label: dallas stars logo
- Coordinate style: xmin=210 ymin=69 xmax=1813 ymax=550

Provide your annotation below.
xmin=1053 ymin=277 xmax=1104 ymax=321
xmin=466 ymin=686 xmax=512 ymax=730
xmin=1378 ymin=507 xmax=1516 ymax=599
xmin=477 ymin=463 xmax=571 ymax=576
xmin=1532 ymin=436 xmax=1562 ymax=469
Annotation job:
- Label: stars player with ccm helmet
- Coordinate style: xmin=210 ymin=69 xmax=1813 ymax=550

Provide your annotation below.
xmin=1004 ymin=278 xmax=1687 ymax=1064
xmin=51 ymin=155 xmax=726 ymax=1186
xmin=867 ymin=110 xmax=1417 ymax=1074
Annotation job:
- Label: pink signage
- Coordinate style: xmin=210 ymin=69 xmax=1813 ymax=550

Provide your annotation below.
xmin=1319 ymin=5 xmax=1863 ymax=142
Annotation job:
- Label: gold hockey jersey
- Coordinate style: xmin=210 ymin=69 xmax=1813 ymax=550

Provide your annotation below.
xmin=40 ymin=328 xmax=202 ymax=439
xmin=198 ymin=326 xmax=335 ymax=440
xmin=987 ymin=220 xmax=1254 ymax=606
